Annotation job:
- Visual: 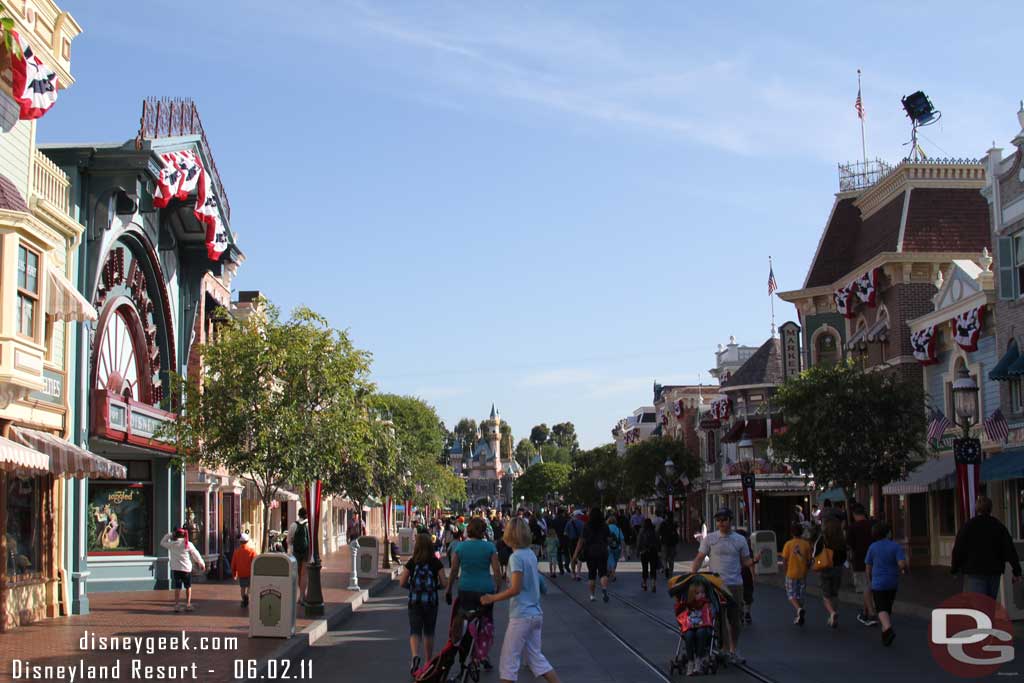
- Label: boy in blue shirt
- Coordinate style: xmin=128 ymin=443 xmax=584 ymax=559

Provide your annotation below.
xmin=864 ymin=521 xmax=907 ymax=647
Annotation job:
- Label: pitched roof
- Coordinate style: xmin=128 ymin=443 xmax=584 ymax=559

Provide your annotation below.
xmin=721 ymin=337 xmax=783 ymax=389
xmin=0 ymin=174 xmax=29 ymax=213
xmin=804 ymin=186 xmax=989 ymax=289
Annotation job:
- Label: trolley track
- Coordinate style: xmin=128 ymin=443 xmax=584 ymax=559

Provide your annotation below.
xmin=550 ymin=577 xmax=777 ymax=683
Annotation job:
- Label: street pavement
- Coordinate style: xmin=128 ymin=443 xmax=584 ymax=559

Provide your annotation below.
xmin=298 ymin=549 xmax=1021 ymax=682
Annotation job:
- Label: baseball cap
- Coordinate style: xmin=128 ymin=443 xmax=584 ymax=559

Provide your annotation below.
xmin=714 ymin=507 xmax=733 ymax=520
xmin=239 ymin=532 xmax=250 ymax=542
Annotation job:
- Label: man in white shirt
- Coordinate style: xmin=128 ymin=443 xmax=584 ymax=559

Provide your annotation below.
xmin=690 ymin=507 xmax=753 ymax=664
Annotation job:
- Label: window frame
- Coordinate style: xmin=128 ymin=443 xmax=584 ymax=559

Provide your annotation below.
xmin=16 ymin=244 xmax=41 ymax=340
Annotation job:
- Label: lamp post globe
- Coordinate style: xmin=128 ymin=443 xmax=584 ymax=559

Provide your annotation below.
xmin=952 ymin=366 xmax=979 ymax=429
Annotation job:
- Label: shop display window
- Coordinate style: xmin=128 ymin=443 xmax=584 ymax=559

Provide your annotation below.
xmin=87 ymin=483 xmax=151 ymax=555
xmin=937 ymin=489 xmax=957 ymax=536
xmin=5 ymin=474 xmax=42 ymax=579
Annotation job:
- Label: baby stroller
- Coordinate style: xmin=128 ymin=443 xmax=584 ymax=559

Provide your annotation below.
xmin=667 ymin=572 xmax=735 ymax=676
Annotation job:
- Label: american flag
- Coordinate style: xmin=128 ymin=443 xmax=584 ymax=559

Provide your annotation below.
xmin=768 ymin=265 xmax=778 ymax=296
xmin=984 ymin=408 xmax=1010 ymax=443
xmin=855 ymin=86 xmax=865 ymax=120
xmin=927 ymin=409 xmax=952 ymax=445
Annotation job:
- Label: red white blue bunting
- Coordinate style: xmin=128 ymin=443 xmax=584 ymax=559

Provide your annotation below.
xmin=910 ymin=326 xmax=938 ymax=365
xmin=153 ymin=150 xmax=227 ymax=261
xmin=710 ymin=398 xmax=731 ymax=420
xmin=673 ymin=399 xmax=683 ymax=417
xmin=833 ymin=285 xmax=854 ymax=319
xmin=10 ymin=31 xmax=58 ymax=120
xmin=852 ymin=268 xmax=880 ymax=306
xmin=952 ymin=305 xmax=985 ymax=353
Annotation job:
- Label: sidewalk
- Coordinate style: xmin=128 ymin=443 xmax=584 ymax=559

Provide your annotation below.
xmin=0 ymin=545 xmax=397 ymax=683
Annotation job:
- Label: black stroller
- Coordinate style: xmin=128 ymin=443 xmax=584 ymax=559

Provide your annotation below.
xmin=667 ymin=572 xmax=735 ymax=676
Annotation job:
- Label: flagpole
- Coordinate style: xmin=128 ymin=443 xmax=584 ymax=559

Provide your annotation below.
xmin=858 ymin=69 xmax=867 ymax=167
xmin=769 ymin=255 xmax=777 ymax=337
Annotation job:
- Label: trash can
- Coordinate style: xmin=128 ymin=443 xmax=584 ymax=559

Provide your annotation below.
xmin=249 ymin=553 xmax=297 ymax=638
xmin=356 ymin=536 xmax=379 ymax=579
xmin=398 ymin=527 xmax=416 ymax=557
xmin=751 ymin=530 xmax=778 ymax=574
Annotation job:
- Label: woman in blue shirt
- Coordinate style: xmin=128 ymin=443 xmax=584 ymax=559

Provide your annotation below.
xmin=446 ymin=517 xmax=502 ymax=670
xmin=482 ymin=518 xmax=561 ymax=683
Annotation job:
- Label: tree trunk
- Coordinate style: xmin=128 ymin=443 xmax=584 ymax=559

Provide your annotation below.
xmin=262 ymin=491 xmax=272 ymax=552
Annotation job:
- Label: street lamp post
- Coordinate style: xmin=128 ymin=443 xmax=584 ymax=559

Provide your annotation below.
xmin=663 ymin=459 xmax=676 ymax=526
xmin=596 ymin=479 xmax=607 ymax=510
xmin=951 ymin=366 xmax=982 ymax=523
xmin=737 ymin=430 xmax=756 ymax=531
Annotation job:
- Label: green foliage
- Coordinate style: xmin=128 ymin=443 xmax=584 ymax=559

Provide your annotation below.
xmin=453 ymin=418 xmax=479 ymax=450
xmin=539 ymin=443 xmax=572 ymax=465
xmin=162 ymin=301 xmax=374 ymax=550
xmin=566 ymin=443 xmax=620 ymax=506
xmin=0 ymin=5 xmax=21 ymax=59
xmin=771 ymin=361 xmax=928 ymax=500
xmin=550 ymin=422 xmax=580 ymax=453
xmin=515 ymin=462 xmax=572 ymax=504
xmin=500 ymin=422 xmax=514 ymax=463
xmin=529 ymin=423 xmax=550 ymax=449
xmin=514 ymin=438 xmax=537 ymax=469
xmin=621 ymin=438 xmax=701 ymax=502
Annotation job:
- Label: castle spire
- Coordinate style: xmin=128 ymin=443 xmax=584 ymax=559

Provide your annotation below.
xmin=490 ymin=403 xmax=497 ymax=419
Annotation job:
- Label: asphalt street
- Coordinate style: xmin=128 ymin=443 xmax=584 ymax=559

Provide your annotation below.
xmin=297 ymin=555 xmax=1018 ymax=682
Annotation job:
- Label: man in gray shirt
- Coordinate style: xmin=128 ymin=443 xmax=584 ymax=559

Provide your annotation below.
xmin=690 ymin=507 xmax=753 ymax=664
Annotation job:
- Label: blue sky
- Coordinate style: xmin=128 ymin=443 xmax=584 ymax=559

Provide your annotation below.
xmin=44 ymin=1 xmax=1023 ymax=448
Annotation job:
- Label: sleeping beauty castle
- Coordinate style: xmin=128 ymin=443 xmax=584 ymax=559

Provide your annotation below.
xmin=450 ymin=404 xmax=523 ymax=509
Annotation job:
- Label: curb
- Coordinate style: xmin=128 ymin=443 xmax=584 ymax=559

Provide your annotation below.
xmin=254 ymin=568 xmax=400 ymax=677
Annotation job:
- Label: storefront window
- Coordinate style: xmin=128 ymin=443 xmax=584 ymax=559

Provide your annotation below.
xmin=17 ymin=246 xmax=39 ymax=338
xmin=184 ymin=493 xmax=206 ymax=552
xmin=87 ymin=484 xmax=151 ymax=555
xmin=937 ymin=489 xmax=957 ymax=536
xmin=5 ymin=474 xmax=42 ymax=579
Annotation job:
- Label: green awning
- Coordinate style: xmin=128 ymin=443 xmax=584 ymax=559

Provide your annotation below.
xmin=991 ymin=341 xmax=1020 ymax=381
xmin=982 ymin=450 xmax=1024 ymax=482
xmin=818 ymin=488 xmax=847 ymax=502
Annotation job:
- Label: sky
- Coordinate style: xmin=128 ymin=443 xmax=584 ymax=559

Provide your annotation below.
xmin=42 ymin=1 xmax=1024 ymax=449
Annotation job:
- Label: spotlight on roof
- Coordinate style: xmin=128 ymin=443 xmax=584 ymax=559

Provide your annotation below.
xmin=901 ymin=91 xmax=940 ymax=127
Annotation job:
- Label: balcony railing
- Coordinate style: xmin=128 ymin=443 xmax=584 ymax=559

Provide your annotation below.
xmin=838 ymin=158 xmax=893 ymax=192
xmin=31 ymin=149 xmax=71 ymax=215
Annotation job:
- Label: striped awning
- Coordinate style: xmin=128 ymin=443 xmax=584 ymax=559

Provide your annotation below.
xmin=865 ymin=316 xmax=889 ymax=343
xmin=0 ymin=435 xmax=50 ymax=473
xmin=882 ymin=453 xmax=955 ymax=495
xmin=10 ymin=427 xmax=126 ymax=479
xmin=47 ymin=266 xmax=98 ymax=322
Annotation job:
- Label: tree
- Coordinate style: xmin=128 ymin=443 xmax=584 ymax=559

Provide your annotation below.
xmin=539 ymin=443 xmax=572 ymax=465
xmin=566 ymin=443 xmax=619 ymax=506
xmin=453 ymin=418 xmax=479 ymax=451
xmin=164 ymin=301 xmax=374 ymax=550
xmin=771 ymin=361 xmax=928 ymax=508
xmin=500 ymin=422 xmax=514 ymax=465
xmin=529 ymin=424 xmax=550 ymax=449
xmin=515 ymin=462 xmax=572 ymax=505
xmin=621 ymin=438 xmax=701 ymax=503
xmin=514 ymin=438 xmax=537 ymax=470
xmin=550 ymin=422 xmax=580 ymax=453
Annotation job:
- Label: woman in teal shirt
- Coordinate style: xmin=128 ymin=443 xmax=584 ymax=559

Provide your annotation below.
xmin=446 ymin=517 xmax=502 ymax=669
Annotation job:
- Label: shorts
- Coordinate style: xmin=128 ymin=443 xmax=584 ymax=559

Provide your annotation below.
xmin=819 ymin=567 xmax=842 ymax=598
xmin=171 ymin=570 xmax=192 ymax=590
xmin=586 ymin=557 xmax=608 ymax=580
xmin=785 ymin=577 xmax=806 ymax=601
xmin=238 ymin=577 xmax=251 ymax=588
xmin=872 ymin=589 xmax=896 ymax=614
xmin=408 ymin=602 xmax=439 ymax=636
xmin=457 ymin=591 xmax=494 ymax=618
xmin=293 ymin=552 xmax=309 ymax=565
xmin=852 ymin=571 xmax=867 ymax=594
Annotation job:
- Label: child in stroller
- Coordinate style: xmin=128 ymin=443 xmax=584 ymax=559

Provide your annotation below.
xmin=668 ymin=573 xmax=734 ymax=676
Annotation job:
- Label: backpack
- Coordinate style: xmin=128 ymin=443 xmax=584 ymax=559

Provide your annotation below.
xmin=409 ymin=562 xmax=438 ymax=605
xmin=608 ymin=528 xmax=622 ymax=553
xmin=292 ymin=522 xmax=309 ymax=557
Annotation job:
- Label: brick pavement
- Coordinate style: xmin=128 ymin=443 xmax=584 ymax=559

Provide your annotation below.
xmin=0 ymin=547 xmax=391 ymax=683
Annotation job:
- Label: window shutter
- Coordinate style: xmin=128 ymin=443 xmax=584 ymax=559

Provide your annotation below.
xmin=999 ymin=236 xmax=1014 ymax=300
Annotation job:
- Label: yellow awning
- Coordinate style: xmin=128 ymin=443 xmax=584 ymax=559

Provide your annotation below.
xmin=47 ymin=266 xmax=98 ymax=322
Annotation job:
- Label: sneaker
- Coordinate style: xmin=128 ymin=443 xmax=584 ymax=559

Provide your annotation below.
xmin=743 ymin=611 xmax=753 ymax=624
xmin=240 ymin=600 xmax=247 ymax=609
xmin=859 ymin=613 xmax=879 ymax=626
xmin=589 ymin=594 xmax=596 ymax=602
xmin=831 ymin=613 xmax=839 ymax=629
xmin=641 ymin=582 xmax=647 ymax=592
xmin=793 ymin=615 xmax=801 ymax=625
xmin=173 ymin=604 xmax=182 ymax=613
xmin=685 ymin=660 xmax=695 ymax=676
xmin=726 ymin=651 xmax=745 ymax=665
xmin=185 ymin=604 xmax=195 ymax=612
xmin=602 ymin=590 xmax=609 ymax=603
xmin=797 ymin=608 xmax=805 ymax=626
xmin=410 ymin=656 xmax=420 ymax=676
xmin=481 ymin=659 xmax=493 ymax=672
xmin=882 ymin=628 xmax=895 ymax=646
